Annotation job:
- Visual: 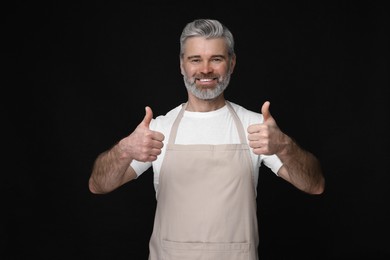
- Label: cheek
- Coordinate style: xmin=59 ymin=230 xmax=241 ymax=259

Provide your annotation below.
xmin=213 ymin=64 xmax=228 ymax=73
xmin=182 ymin=67 xmax=197 ymax=77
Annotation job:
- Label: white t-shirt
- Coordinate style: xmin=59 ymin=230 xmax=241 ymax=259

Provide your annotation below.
xmin=131 ymin=101 xmax=283 ymax=194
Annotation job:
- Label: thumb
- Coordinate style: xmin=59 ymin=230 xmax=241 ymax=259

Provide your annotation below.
xmin=261 ymin=101 xmax=272 ymax=122
xmin=141 ymin=106 xmax=153 ymax=128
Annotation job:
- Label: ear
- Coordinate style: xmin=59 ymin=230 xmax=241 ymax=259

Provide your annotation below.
xmin=229 ymin=54 xmax=236 ymax=74
xmin=180 ymin=56 xmax=185 ymax=76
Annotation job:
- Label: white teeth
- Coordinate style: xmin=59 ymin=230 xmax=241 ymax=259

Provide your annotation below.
xmin=199 ymin=78 xmax=213 ymax=82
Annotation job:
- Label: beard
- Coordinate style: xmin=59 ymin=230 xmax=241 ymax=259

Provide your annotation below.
xmin=183 ymin=72 xmax=231 ymax=100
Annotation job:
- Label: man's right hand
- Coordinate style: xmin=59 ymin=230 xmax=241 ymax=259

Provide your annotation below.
xmin=118 ymin=106 xmax=165 ymax=162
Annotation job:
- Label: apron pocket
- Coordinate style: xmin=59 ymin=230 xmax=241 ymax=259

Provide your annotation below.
xmin=162 ymin=239 xmax=250 ymax=260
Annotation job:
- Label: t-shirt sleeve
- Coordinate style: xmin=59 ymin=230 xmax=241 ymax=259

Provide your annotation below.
xmin=130 ymin=160 xmax=152 ymax=178
xmin=261 ymin=154 xmax=283 ymax=176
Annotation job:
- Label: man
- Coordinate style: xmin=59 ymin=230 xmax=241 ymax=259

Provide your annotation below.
xmin=89 ymin=18 xmax=325 ymax=260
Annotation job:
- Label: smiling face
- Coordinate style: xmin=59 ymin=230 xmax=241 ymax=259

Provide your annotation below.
xmin=180 ymin=36 xmax=236 ymax=100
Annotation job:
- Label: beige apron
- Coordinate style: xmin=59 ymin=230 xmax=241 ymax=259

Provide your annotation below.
xmin=148 ymin=101 xmax=259 ymax=260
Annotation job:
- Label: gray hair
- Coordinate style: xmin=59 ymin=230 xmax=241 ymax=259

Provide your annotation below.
xmin=180 ymin=19 xmax=235 ymax=58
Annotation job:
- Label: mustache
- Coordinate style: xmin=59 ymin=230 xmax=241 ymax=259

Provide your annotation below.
xmin=194 ymin=74 xmax=219 ymax=79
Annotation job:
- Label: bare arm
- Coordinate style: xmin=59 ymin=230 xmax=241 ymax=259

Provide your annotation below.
xmin=274 ymin=137 xmax=324 ymax=194
xmin=89 ymin=106 xmax=165 ymax=194
xmin=89 ymin=143 xmax=138 ymax=194
xmin=248 ymin=101 xmax=325 ymax=195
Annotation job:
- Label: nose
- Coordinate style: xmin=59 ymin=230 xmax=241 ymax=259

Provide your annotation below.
xmin=200 ymin=61 xmax=213 ymax=74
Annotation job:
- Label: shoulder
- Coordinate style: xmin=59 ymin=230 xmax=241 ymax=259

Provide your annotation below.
xmin=228 ymin=101 xmax=264 ymax=126
xmin=150 ymin=103 xmax=183 ymax=130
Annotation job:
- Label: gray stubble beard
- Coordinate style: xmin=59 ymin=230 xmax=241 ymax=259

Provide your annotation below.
xmin=183 ymin=73 xmax=231 ymax=100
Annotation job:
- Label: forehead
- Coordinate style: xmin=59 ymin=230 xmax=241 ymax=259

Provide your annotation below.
xmin=183 ymin=37 xmax=228 ymax=57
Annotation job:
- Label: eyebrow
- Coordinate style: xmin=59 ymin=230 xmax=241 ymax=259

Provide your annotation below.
xmin=186 ymin=54 xmax=226 ymax=60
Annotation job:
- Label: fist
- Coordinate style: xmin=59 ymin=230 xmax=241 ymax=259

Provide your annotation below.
xmin=247 ymin=101 xmax=284 ymax=155
xmin=119 ymin=106 xmax=165 ymax=162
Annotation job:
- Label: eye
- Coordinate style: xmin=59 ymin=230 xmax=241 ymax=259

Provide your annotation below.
xmin=189 ymin=58 xmax=201 ymax=63
xmin=211 ymin=57 xmax=223 ymax=62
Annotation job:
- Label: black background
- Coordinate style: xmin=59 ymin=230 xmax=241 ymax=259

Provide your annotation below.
xmin=4 ymin=1 xmax=389 ymax=259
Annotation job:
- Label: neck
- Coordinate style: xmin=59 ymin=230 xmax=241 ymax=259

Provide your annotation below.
xmin=186 ymin=94 xmax=226 ymax=112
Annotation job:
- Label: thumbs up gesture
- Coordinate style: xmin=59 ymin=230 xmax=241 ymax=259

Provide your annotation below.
xmin=118 ymin=106 xmax=165 ymax=162
xmin=247 ymin=101 xmax=286 ymax=156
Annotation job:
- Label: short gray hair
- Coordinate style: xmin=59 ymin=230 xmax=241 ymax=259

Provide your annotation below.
xmin=180 ymin=19 xmax=235 ymax=58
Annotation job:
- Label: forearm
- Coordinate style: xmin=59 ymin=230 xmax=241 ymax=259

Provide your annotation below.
xmin=277 ymin=136 xmax=325 ymax=195
xmin=89 ymin=143 xmax=135 ymax=194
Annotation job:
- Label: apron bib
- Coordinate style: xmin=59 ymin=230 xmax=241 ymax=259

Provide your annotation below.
xmin=148 ymin=101 xmax=259 ymax=260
